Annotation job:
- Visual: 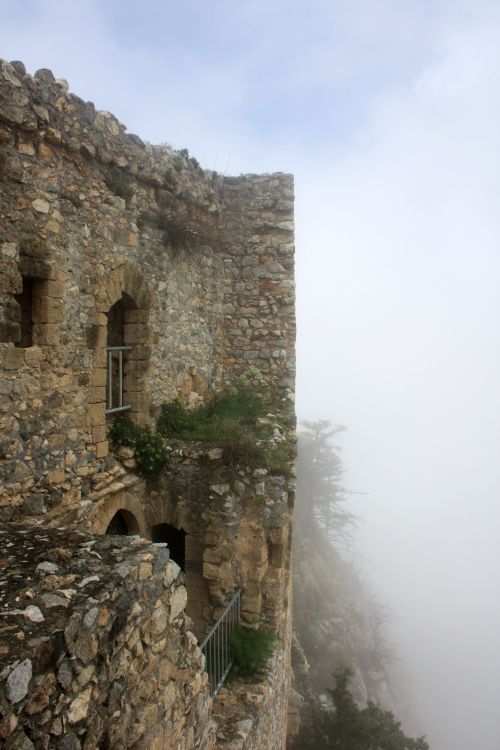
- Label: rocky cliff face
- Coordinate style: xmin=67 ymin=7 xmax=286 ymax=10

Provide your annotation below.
xmin=291 ymin=524 xmax=395 ymax=715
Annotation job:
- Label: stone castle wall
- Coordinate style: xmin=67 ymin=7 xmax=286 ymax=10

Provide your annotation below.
xmin=0 ymin=524 xmax=216 ymax=750
xmin=0 ymin=58 xmax=294 ymax=522
xmin=0 ymin=58 xmax=295 ymax=750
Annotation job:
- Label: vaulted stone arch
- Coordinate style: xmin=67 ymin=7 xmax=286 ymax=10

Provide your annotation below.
xmin=96 ymin=262 xmax=153 ymax=313
xmin=90 ymin=489 xmax=149 ymax=538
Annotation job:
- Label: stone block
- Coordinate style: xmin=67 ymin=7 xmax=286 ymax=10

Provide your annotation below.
xmin=95 ymin=440 xmax=108 ymax=458
xmin=128 ymin=344 xmax=152 ymax=360
xmin=169 ymin=586 xmax=187 ymax=622
xmin=32 ymin=198 xmax=50 ymax=213
xmin=45 ymin=220 xmax=61 ymax=234
xmin=122 ymin=323 xmax=141 ymax=344
xmin=47 ymin=470 xmax=65 ymax=485
xmin=2 ymin=347 xmax=24 ymax=370
xmin=32 ymin=296 xmax=63 ymax=324
xmin=128 ymin=393 xmax=148 ymax=412
xmin=92 ymin=424 xmax=107 ymax=443
xmin=105 ymin=278 xmax=122 ymax=306
xmin=91 ymin=312 xmax=107 ymax=326
xmin=48 ymin=434 xmax=66 ymax=449
xmin=138 ymin=562 xmax=152 ymax=581
xmin=91 ymin=368 xmax=107 ymax=387
xmin=44 ymin=280 xmax=65 ymax=298
xmin=33 ymin=324 xmax=60 ymax=345
xmin=0 ymin=321 xmax=20 ymax=344
xmin=24 ymin=346 xmax=43 ymax=367
xmin=93 ymin=348 xmax=107 ymax=368
xmin=0 ymin=270 xmax=22 ymax=295
xmin=86 ymin=403 xmax=105 ymax=427
xmin=88 ymin=386 xmax=105 ymax=404
xmin=37 ymin=142 xmax=54 ymax=160
xmin=122 ymin=375 xmax=139 ymax=393
xmin=18 ymin=140 xmax=35 ymax=156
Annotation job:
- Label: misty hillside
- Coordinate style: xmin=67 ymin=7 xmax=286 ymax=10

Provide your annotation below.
xmin=288 ymin=422 xmax=428 ymax=749
xmin=292 ymin=517 xmax=394 ymax=712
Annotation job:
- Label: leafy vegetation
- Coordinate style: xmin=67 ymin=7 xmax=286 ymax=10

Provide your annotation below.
xmin=230 ymin=625 xmax=276 ymax=677
xmin=109 ymin=381 xmax=294 ymax=475
xmin=104 ymin=165 xmax=134 ymax=201
xmin=297 ymin=667 xmax=429 ymax=750
xmin=157 ymin=384 xmax=263 ymax=437
xmin=157 ymin=384 xmax=293 ymax=472
xmin=108 ymin=416 xmax=167 ymax=476
xmin=297 ymin=420 xmax=357 ymax=547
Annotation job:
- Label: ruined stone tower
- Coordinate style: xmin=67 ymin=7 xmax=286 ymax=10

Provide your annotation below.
xmin=0 ymin=59 xmax=295 ymax=749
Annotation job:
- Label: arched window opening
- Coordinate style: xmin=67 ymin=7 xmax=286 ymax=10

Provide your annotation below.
xmin=152 ymin=523 xmax=186 ymax=571
xmin=105 ymin=509 xmax=140 ymax=536
xmin=106 ymin=292 xmax=135 ymax=415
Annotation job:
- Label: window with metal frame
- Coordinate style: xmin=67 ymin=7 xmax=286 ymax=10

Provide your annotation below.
xmin=105 ymin=293 xmax=134 ymax=415
xmin=105 ymin=345 xmax=132 ymax=414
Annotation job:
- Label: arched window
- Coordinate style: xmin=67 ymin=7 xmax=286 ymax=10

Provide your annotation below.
xmin=88 ymin=264 xmax=152 ymax=457
xmin=105 ymin=292 xmax=135 ymax=415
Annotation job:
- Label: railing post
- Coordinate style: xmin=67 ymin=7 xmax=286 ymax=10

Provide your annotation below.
xmin=200 ymin=587 xmax=242 ymax=698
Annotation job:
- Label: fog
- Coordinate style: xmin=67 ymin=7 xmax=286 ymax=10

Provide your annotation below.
xmin=3 ymin=1 xmax=500 ymax=747
xmin=295 ymin=16 xmax=500 ymax=745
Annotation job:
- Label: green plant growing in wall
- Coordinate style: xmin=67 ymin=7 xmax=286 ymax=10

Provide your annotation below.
xmin=156 ymin=384 xmax=275 ymax=468
xmin=108 ymin=417 xmax=167 ymax=476
xmin=230 ymin=625 xmax=277 ymax=677
xmin=156 ymin=382 xmax=295 ymax=472
xmin=104 ymin=165 xmax=134 ymax=201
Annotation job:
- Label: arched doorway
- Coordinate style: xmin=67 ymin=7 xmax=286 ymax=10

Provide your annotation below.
xmin=105 ymin=508 xmax=141 ymax=536
xmin=152 ymin=523 xmax=186 ymax=571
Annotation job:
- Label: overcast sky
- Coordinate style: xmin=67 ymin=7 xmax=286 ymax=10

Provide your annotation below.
xmin=2 ymin=2 xmax=500 ymax=748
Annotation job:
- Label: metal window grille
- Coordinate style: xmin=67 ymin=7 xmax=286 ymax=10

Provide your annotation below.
xmin=200 ymin=588 xmax=241 ymax=698
xmin=105 ymin=345 xmax=132 ymax=415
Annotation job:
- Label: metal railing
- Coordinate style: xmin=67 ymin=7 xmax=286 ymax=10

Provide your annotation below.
xmin=200 ymin=588 xmax=241 ymax=698
xmin=105 ymin=345 xmax=132 ymax=414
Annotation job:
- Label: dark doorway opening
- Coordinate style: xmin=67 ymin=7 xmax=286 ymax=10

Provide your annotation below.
xmin=152 ymin=523 xmax=186 ymax=571
xmin=105 ymin=509 xmax=140 ymax=536
xmin=14 ymin=277 xmax=43 ymax=348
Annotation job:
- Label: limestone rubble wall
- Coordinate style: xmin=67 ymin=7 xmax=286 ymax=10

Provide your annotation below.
xmin=0 ymin=523 xmax=216 ymax=749
xmin=0 ymin=58 xmax=295 ymax=522
xmin=0 ymin=58 xmax=296 ymax=750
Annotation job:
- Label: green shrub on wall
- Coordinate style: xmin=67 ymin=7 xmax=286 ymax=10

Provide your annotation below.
xmin=230 ymin=625 xmax=277 ymax=677
xmin=156 ymin=382 xmax=298 ymax=472
xmin=157 ymin=384 xmax=264 ymax=438
xmin=109 ymin=382 xmax=294 ymax=476
xmin=108 ymin=417 xmax=167 ymax=476
xmin=104 ymin=165 xmax=134 ymax=201
xmin=156 ymin=384 xmax=269 ymax=468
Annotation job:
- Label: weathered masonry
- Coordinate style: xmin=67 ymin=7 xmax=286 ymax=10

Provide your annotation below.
xmin=0 ymin=60 xmax=296 ymax=749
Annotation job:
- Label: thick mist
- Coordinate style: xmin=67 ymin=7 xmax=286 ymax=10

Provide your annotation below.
xmin=295 ymin=19 xmax=500 ymax=746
